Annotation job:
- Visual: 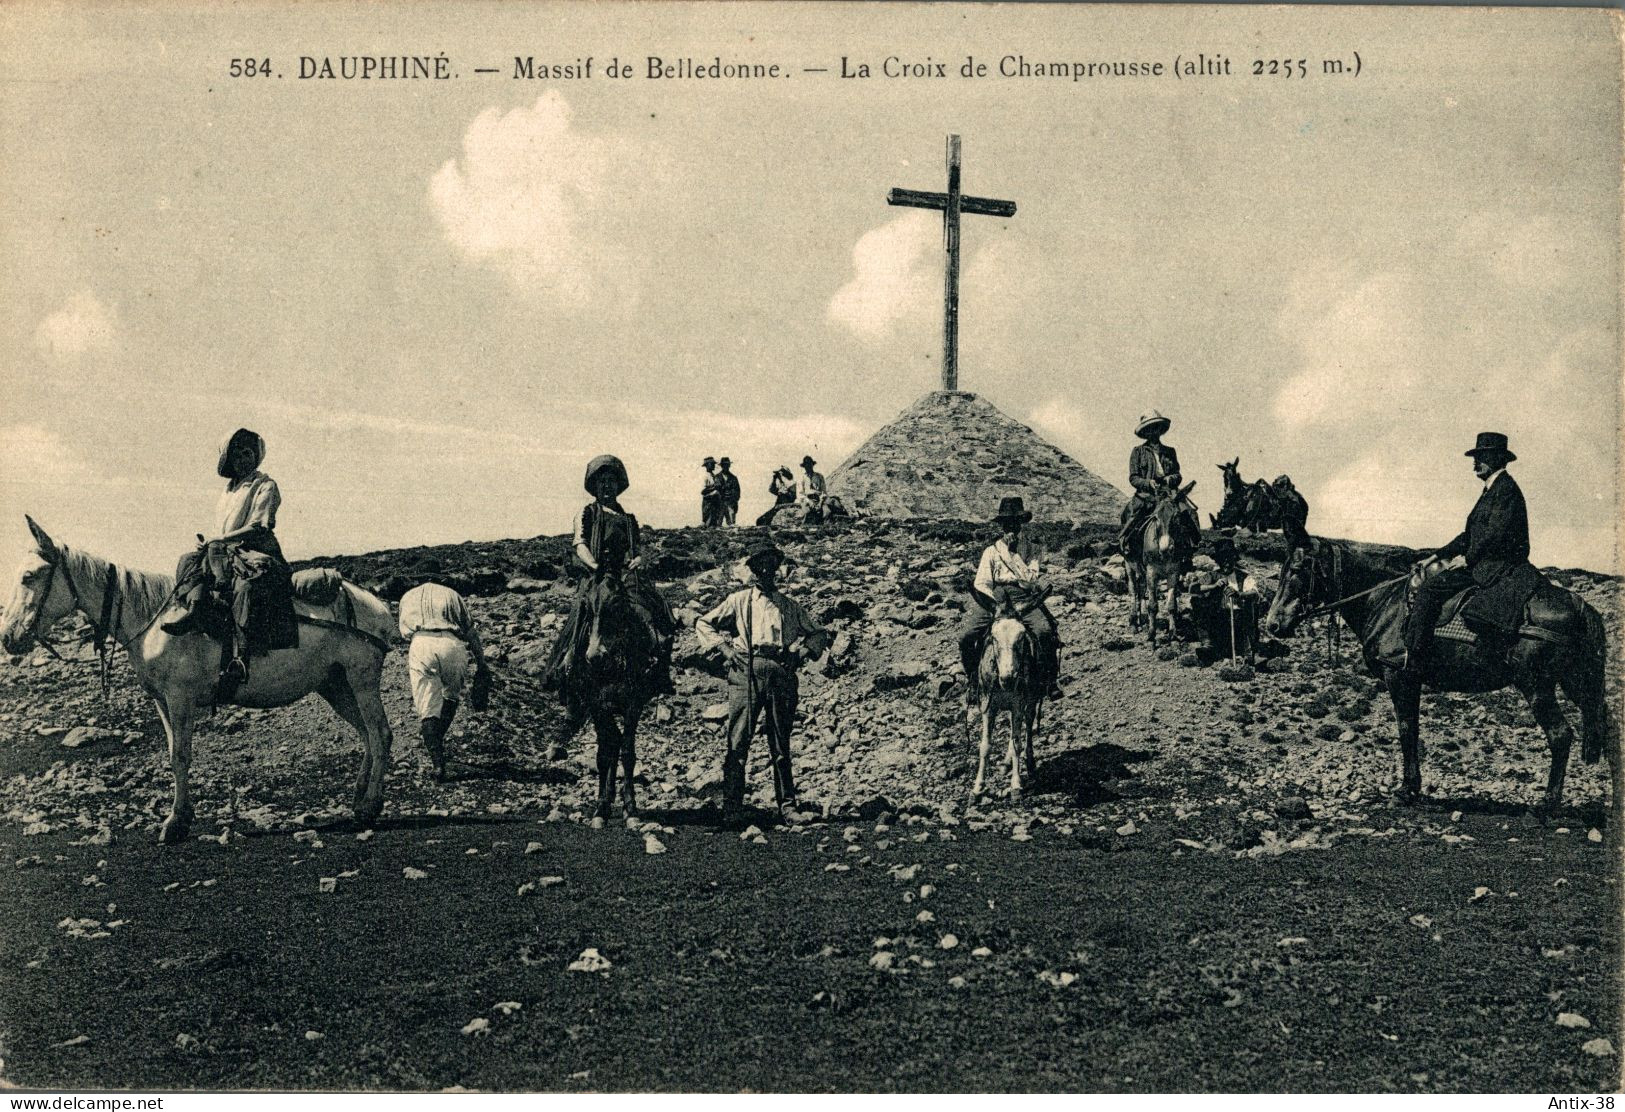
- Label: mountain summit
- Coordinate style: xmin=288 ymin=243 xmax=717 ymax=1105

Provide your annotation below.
xmin=828 ymin=391 xmax=1125 ymax=524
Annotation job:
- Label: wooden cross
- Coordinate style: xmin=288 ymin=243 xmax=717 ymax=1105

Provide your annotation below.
xmin=887 ymin=135 xmax=1017 ymax=393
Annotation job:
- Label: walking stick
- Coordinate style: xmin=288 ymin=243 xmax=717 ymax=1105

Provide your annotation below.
xmin=1228 ymin=596 xmax=1238 ymax=667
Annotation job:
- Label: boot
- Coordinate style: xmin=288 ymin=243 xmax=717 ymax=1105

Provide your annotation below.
xmin=1045 ymin=642 xmax=1063 ymax=701
xmin=419 ymin=716 xmax=448 ymax=781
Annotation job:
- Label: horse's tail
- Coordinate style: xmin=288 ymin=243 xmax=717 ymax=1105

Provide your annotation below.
xmin=1579 ymin=600 xmax=1611 ymax=765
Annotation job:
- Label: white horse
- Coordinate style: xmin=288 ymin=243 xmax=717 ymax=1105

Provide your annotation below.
xmin=1 ymin=516 xmax=396 ymax=843
xmin=972 ymin=594 xmax=1044 ymax=798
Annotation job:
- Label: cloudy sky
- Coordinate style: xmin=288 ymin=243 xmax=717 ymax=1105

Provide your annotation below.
xmin=2 ymin=3 xmax=1619 ymax=575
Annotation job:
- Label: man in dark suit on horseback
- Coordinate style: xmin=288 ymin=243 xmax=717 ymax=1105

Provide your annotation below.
xmin=1404 ymin=432 xmax=1543 ymax=673
xmin=1119 ymin=411 xmax=1198 ymax=559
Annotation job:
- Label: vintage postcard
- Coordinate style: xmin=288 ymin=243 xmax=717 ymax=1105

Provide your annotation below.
xmin=0 ymin=1 xmax=1620 ymax=1096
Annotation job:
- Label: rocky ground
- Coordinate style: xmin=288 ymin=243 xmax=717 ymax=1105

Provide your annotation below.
xmin=0 ymin=519 xmax=1619 ymax=1091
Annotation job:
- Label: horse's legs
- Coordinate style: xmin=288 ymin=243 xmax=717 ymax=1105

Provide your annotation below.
xmin=155 ymin=696 xmax=196 ymax=844
xmin=619 ymin=700 xmax=643 ymax=818
xmin=591 ymin=709 xmax=621 ymax=821
xmin=1126 ymin=558 xmax=1146 ymax=633
xmin=318 ymin=666 xmax=392 ymax=826
xmin=1007 ymin=703 xmax=1023 ymax=797
xmin=1519 ymin=670 xmax=1574 ymax=814
xmin=1144 ymin=570 xmax=1159 ymax=646
xmin=1387 ymin=670 xmax=1424 ymax=800
xmin=351 ymin=675 xmax=393 ymax=826
xmin=973 ymin=701 xmax=992 ymax=797
xmin=1023 ymin=700 xmax=1038 ymax=782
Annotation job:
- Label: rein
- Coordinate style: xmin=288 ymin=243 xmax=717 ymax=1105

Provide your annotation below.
xmin=33 ymin=546 xmax=129 ymax=702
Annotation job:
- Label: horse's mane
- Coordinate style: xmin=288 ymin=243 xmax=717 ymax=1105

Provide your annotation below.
xmin=58 ymin=545 xmax=177 ymax=632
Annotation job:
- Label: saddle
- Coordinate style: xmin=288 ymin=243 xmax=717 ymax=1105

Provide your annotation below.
xmin=1406 ymin=564 xmax=1568 ymax=649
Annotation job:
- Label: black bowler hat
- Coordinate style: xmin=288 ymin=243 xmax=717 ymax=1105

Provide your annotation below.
xmin=1465 ymin=432 xmax=1516 ymax=462
xmin=800 ymin=455 xmax=817 ymax=468
xmin=993 ymin=496 xmax=1032 ymax=524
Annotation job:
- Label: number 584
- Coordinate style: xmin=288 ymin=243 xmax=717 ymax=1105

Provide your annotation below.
xmin=229 ymin=58 xmax=272 ymax=77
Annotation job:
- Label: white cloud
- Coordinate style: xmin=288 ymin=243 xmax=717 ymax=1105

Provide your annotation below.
xmin=429 ymin=91 xmax=644 ymax=309
xmin=827 ymin=211 xmax=939 ymax=338
xmin=1272 ymin=272 xmax=1425 ymax=429
xmin=1312 ymin=448 xmax=1453 ymax=549
xmin=0 ymin=424 xmax=97 ymax=487
xmin=34 ymin=290 xmax=116 ymax=363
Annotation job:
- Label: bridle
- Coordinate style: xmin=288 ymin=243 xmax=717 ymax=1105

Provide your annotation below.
xmin=22 ymin=545 xmax=132 ymax=701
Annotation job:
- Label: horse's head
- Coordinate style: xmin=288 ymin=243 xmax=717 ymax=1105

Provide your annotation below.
xmin=1213 ymin=461 xmax=1246 ymax=528
xmin=585 ymin=582 xmax=658 ymax=686
xmin=1 ymin=517 xmax=73 ymax=656
xmin=981 ymin=588 xmax=1042 ymax=691
xmin=1263 ymin=545 xmax=1320 ymax=639
xmin=1149 ymin=484 xmax=1199 ymax=555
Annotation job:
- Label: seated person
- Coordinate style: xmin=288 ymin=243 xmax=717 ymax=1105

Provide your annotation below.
xmin=957 ymin=497 xmax=1062 ymax=701
xmin=160 ymin=427 xmax=295 ymax=690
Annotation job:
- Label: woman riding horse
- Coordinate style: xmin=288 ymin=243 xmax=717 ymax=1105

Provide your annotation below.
xmin=542 ymin=455 xmax=676 ymax=703
xmin=159 ymin=427 xmax=295 ymax=691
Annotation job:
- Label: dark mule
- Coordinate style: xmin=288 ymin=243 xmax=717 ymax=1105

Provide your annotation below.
xmin=1126 ymin=483 xmax=1200 ymax=646
xmin=569 ymin=581 xmax=667 ymax=821
xmin=1264 ymin=540 xmax=1618 ymax=813
xmin=1213 ymin=459 xmax=1310 ymax=554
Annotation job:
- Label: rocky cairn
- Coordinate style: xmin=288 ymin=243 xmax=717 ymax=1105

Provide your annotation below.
xmin=829 ymin=391 xmax=1125 ymax=524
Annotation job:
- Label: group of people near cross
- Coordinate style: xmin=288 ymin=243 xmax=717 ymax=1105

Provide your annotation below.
xmin=705 ymin=454 xmax=850 ymax=529
xmin=154 ymin=410 xmax=1544 ymax=819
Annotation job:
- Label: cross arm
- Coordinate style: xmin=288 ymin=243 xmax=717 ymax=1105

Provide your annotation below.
xmin=886 ymin=188 xmax=1016 ymax=218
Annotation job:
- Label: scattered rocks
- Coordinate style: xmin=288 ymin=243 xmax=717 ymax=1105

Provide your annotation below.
xmin=567 ymin=948 xmax=612 ymax=974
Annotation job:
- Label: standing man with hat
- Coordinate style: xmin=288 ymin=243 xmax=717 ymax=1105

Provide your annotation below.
xmin=694 ymin=541 xmax=831 ymax=824
xmin=1119 ymin=411 xmax=1194 ymax=558
xmin=700 ymin=457 xmax=724 ymax=527
xmin=958 ymin=496 xmax=1063 ymax=702
xmin=1404 ymin=432 xmax=1540 ymax=673
xmin=717 ymin=457 xmax=741 ymax=527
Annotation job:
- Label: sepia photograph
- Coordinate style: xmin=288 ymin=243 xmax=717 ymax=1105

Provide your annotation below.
xmin=0 ymin=0 xmax=1620 ymax=1095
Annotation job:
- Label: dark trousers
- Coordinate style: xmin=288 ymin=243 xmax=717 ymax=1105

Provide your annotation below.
xmin=723 ymin=657 xmax=798 ymax=807
xmin=1119 ymin=495 xmax=1155 ymax=555
xmin=959 ymin=605 xmax=1058 ymax=688
xmin=173 ymin=535 xmax=288 ymax=657
xmin=1406 ymin=566 xmax=1474 ymax=661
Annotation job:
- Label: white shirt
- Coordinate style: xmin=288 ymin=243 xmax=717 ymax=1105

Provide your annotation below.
xmin=796 ymin=470 xmax=827 ymax=503
xmin=974 ymin=537 xmax=1041 ymax=598
xmin=216 ymin=471 xmax=279 ymax=536
xmin=398 ymin=582 xmax=476 ymax=640
xmin=695 ymin=585 xmax=828 ymax=656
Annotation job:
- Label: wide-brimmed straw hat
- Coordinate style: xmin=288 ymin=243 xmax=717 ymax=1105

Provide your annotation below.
xmin=1465 ymin=432 xmax=1516 ymax=462
xmin=584 ymin=454 xmax=630 ymax=495
xmin=216 ymin=428 xmax=265 ymax=478
xmin=1135 ymin=411 xmax=1171 ymax=439
xmin=993 ymin=496 xmax=1032 ymax=524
